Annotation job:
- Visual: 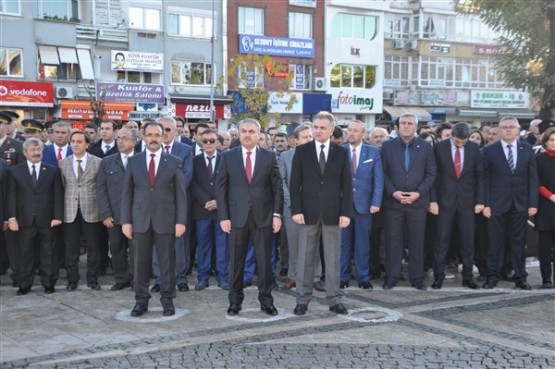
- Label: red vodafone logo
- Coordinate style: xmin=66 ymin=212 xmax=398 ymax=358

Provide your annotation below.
xmin=0 ymin=85 xmax=8 ymax=96
xmin=0 ymin=81 xmax=54 ymax=107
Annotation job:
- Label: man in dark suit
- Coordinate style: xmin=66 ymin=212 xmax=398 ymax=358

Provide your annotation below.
xmin=6 ymin=138 xmax=63 ymax=295
xmin=340 ymin=120 xmax=384 ymax=290
xmin=150 ymin=116 xmax=193 ymax=293
xmin=216 ymin=118 xmax=283 ymax=316
xmin=121 ymin=122 xmax=187 ymax=317
xmin=0 ymin=157 xmax=8 ymax=275
xmin=97 ymin=128 xmax=139 ymax=291
xmin=191 ymin=129 xmax=228 ymax=290
xmin=429 ymin=122 xmax=484 ymax=289
xmin=482 ymin=117 xmax=539 ymax=290
xmin=381 ymin=112 xmax=436 ymax=290
xmin=290 ymin=111 xmax=353 ymax=316
xmin=42 ymin=121 xmax=72 ymax=167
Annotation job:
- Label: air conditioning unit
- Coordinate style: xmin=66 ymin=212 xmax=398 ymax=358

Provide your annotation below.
xmin=394 ymin=40 xmax=405 ymax=49
xmin=314 ymin=77 xmax=326 ymax=91
xmin=55 ymin=87 xmax=74 ymax=99
xmin=409 ymin=40 xmax=419 ymax=51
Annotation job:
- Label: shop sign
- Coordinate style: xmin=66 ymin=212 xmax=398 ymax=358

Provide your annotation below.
xmin=331 ymin=90 xmax=382 ymax=114
xmin=268 ymin=92 xmax=302 ymax=114
xmin=470 ymin=90 xmax=529 ymax=109
xmin=0 ymin=80 xmax=54 ymax=107
xmin=394 ymin=90 xmax=457 ymax=106
xmin=111 ymin=50 xmax=164 ymax=73
xmin=96 ymin=82 xmax=164 ymax=104
xmin=473 ymin=44 xmax=506 ymax=55
xmin=239 ymin=34 xmax=315 ymax=58
xmin=175 ymin=104 xmax=225 ymax=119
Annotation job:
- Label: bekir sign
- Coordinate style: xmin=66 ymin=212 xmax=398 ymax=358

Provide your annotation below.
xmin=239 ymin=34 xmax=315 ymax=58
xmin=96 ymin=82 xmax=164 ymax=104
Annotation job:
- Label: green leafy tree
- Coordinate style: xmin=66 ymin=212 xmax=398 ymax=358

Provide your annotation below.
xmin=225 ymin=54 xmax=295 ymax=127
xmin=457 ymin=0 xmax=555 ymax=120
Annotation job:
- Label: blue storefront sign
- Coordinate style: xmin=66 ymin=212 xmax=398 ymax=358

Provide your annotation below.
xmin=239 ymin=34 xmax=315 ymax=58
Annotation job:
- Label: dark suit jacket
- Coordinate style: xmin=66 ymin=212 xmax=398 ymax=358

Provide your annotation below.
xmin=381 ymin=137 xmax=436 ymax=209
xmin=345 ymin=143 xmax=384 ymax=214
xmin=120 ymin=151 xmax=187 ymax=234
xmin=7 ymin=162 xmax=64 ymax=228
xmin=43 ymin=144 xmax=72 ymax=167
xmin=97 ymin=153 xmax=127 ymax=224
xmin=180 ymin=135 xmax=193 ymax=146
xmin=191 ymin=152 xmax=221 ymax=220
xmin=482 ymin=140 xmax=539 ymax=214
xmin=215 ymin=147 xmax=283 ymax=228
xmin=168 ymin=141 xmax=193 ymax=188
xmin=0 ymin=158 xmax=7 ymax=222
xmin=0 ymin=137 xmax=25 ymax=167
xmin=431 ymin=140 xmax=484 ymax=210
xmin=88 ymin=140 xmax=119 ymax=159
xmin=290 ymin=141 xmax=353 ymax=225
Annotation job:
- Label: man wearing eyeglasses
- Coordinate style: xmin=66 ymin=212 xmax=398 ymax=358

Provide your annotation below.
xmin=482 ymin=117 xmax=538 ymax=290
xmin=191 ymin=129 xmax=228 ymax=291
xmin=149 ymin=116 xmax=193 ymax=294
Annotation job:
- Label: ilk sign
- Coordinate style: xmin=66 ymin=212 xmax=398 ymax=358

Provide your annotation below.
xmin=239 ymin=34 xmax=315 ymax=58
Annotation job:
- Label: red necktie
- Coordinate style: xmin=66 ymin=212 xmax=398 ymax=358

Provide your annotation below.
xmin=57 ymin=147 xmax=63 ymax=163
xmin=352 ymin=148 xmax=357 ymax=175
xmin=245 ymin=151 xmax=252 ymax=184
xmin=148 ymin=153 xmax=156 ymax=185
xmin=454 ymin=147 xmax=461 ymax=179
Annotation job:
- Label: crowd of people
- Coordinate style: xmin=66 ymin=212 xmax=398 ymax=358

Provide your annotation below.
xmin=0 ymin=110 xmax=554 ymax=318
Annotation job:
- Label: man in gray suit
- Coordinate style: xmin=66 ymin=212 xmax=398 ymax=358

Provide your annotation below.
xmin=121 ymin=122 xmax=187 ymax=317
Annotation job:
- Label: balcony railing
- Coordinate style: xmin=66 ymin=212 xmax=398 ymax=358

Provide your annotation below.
xmin=76 ymin=24 xmax=128 ymax=43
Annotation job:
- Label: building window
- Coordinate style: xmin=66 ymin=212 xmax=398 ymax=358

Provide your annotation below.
xmin=0 ymin=48 xmax=22 ymax=77
xmin=455 ymin=17 xmax=499 ymax=42
xmin=289 ymin=64 xmax=312 ymax=90
xmin=331 ymin=13 xmax=378 ymax=40
xmin=423 ymin=14 xmax=447 ymax=40
xmin=238 ymin=6 xmax=264 ymax=35
xmin=289 ymin=12 xmax=312 ymax=39
xmin=129 ymin=6 xmax=161 ymax=31
xmin=330 ymin=64 xmax=376 ymax=89
xmin=384 ymin=13 xmax=410 ymax=39
xmin=117 ymin=71 xmax=153 ymax=83
xmin=35 ymin=0 xmax=77 ymax=19
xmin=168 ymin=11 xmax=213 ymax=38
xmin=384 ymin=56 xmax=409 ymax=87
xmin=171 ymin=61 xmax=212 ymax=86
xmin=38 ymin=46 xmax=81 ymax=81
xmin=1 ymin=0 xmax=20 ymax=15
xmin=235 ymin=67 xmax=264 ymax=88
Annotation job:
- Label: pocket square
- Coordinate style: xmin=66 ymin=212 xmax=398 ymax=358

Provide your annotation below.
xmin=363 ymin=159 xmax=373 ymax=163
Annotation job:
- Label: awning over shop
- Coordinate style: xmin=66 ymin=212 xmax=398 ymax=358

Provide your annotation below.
xmin=60 ymin=100 xmax=134 ymax=120
xmin=383 ymin=106 xmax=432 ymax=122
xmin=38 ymin=45 xmax=95 ymax=79
xmin=303 ymin=93 xmax=331 ymax=115
xmin=457 ymin=109 xmax=498 ymax=118
xmin=497 ymin=109 xmax=536 ymax=120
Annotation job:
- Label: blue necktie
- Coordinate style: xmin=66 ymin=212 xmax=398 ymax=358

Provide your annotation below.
xmin=507 ymin=144 xmax=514 ymax=173
xmin=404 ymin=144 xmax=410 ymax=171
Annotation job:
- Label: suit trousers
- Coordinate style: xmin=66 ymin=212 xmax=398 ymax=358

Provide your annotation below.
xmin=228 ymin=210 xmax=273 ymax=307
xmin=284 ymin=214 xmax=322 ymax=282
xmin=107 ymin=225 xmax=132 ymax=284
xmin=538 ymin=231 xmax=555 ymax=282
xmin=152 ymin=234 xmax=188 ymax=285
xmin=384 ymin=207 xmax=427 ymax=285
xmin=487 ymin=209 xmax=528 ymax=283
xmin=17 ymin=221 xmax=57 ymax=289
xmin=340 ymin=208 xmax=372 ymax=284
xmin=196 ymin=213 xmax=228 ymax=284
xmin=64 ymin=209 xmax=101 ymax=284
xmin=134 ymin=226 xmax=176 ymax=304
xmin=296 ymin=220 xmax=342 ymax=306
xmin=4 ymin=230 xmax=20 ymax=283
xmin=474 ymin=214 xmax=489 ymax=276
xmin=434 ymin=208 xmax=475 ymax=281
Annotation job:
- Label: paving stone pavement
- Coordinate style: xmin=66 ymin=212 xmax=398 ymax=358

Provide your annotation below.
xmin=1 ymin=264 xmax=554 ymax=368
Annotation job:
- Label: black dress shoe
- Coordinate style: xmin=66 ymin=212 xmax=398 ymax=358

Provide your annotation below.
xmin=542 ymin=280 xmax=553 ymax=289
xmin=162 ymin=301 xmax=175 ymax=316
xmin=260 ymin=304 xmax=278 ymax=316
xmin=150 ymin=284 xmax=161 ymax=292
xmin=227 ymin=304 xmax=242 ymax=315
xmin=340 ymin=281 xmax=349 ymax=289
xmin=411 ymin=282 xmax=427 ymax=291
xmin=293 ymin=304 xmax=307 ymax=316
xmin=178 ymin=283 xmax=189 ymax=292
xmin=111 ymin=282 xmax=131 ymax=291
xmin=432 ymin=277 xmax=444 ymax=290
xmin=358 ymin=281 xmax=373 ymax=290
xmin=131 ymin=303 xmax=148 ymax=317
xmin=66 ymin=282 xmax=78 ymax=291
xmin=462 ymin=280 xmax=479 ymax=289
xmin=515 ymin=280 xmax=532 ymax=290
xmin=87 ymin=281 xmax=101 ymax=290
xmin=482 ymin=280 xmax=497 ymax=289
xmin=329 ymin=303 xmax=348 ymax=315
xmin=382 ymin=283 xmax=395 ymax=290
xmin=16 ymin=287 xmax=30 ymax=296
xmin=44 ymin=286 xmax=55 ymax=294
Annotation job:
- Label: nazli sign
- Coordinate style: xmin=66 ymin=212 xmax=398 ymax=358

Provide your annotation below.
xmin=96 ymin=82 xmax=164 ymax=104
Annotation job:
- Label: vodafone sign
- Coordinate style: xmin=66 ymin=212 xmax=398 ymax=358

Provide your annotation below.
xmin=0 ymin=80 xmax=54 ymax=107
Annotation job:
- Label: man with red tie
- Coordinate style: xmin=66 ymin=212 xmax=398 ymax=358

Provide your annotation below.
xmin=42 ymin=121 xmax=72 ymax=167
